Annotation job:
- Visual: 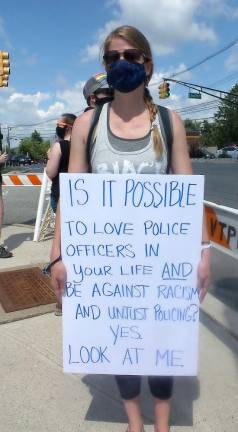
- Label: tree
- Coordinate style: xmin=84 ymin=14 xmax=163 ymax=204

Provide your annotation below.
xmin=18 ymin=130 xmax=50 ymax=161
xmin=184 ymin=119 xmax=201 ymax=131
xmin=200 ymin=120 xmax=217 ymax=147
xmin=18 ymin=137 xmax=32 ymax=155
xmin=213 ymin=83 xmax=238 ymax=149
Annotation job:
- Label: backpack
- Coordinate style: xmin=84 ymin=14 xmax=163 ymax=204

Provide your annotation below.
xmin=86 ymin=104 xmax=173 ymax=173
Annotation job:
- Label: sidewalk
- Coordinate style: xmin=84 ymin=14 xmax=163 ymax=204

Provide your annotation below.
xmin=0 ymin=224 xmax=238 ymax=431
xmin=0 ymin=223 xmax=51 ymax=272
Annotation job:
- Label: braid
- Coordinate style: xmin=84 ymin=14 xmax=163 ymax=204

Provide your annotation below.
xmin=144 ymin=87 xmax=163 ymax=159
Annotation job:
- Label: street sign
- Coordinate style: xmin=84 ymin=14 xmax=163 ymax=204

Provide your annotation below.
xmin=188 ymin=92 xmax=201 ymax=99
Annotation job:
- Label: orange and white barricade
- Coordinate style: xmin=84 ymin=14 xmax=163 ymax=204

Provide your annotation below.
xmin=2 ymin=171 xmax=52 ymax=242
xmin=2 ymin=173 xmax=43 ymax=186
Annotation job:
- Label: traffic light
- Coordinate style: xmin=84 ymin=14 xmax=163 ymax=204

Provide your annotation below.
xmin=0 ymin=126 xmax=3 ymax=152
xmin=0 ymin=51 xmax=10 ymax=87
xmin=159 ymin=83 xmax=166 ymax=99
xmin=158 ymin=81 xmax=170 ymax=99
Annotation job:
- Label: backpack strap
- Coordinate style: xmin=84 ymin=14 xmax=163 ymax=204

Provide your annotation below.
xmin=86 ymin=104 xmax=104 ymax=170
xmin=157 ymin=105 xmax=173 ymax=173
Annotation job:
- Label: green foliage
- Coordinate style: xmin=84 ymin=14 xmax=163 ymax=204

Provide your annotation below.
xmin=200 ymin=83 xmax=238 ymax=149
xmin=200 ymin=121 xmax=217 ymax=147
xmin=18 ymin=130 xmax=50 ymax=160
xmin=213 ymin=83 xmax=238 ymax=149
xmin=184 ymin=119 xmax=201 ymax=131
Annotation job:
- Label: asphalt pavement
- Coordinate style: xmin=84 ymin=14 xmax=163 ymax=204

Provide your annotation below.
xmin=1 ymin=159 xmax=238 ymax=431
xmin=0 ymin=223 xmax=238 ymax=431
xmin=3 ymin=159 xmax=238 ymax=226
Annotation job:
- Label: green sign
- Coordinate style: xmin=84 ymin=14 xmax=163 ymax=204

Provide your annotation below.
xmin=188 ymin=92 xmax=201 ymax=99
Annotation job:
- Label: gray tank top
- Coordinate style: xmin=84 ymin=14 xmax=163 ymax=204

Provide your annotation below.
xmin=91 ymin=103 xmax=168 ymax=174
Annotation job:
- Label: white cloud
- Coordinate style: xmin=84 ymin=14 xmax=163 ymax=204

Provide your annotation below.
xmin=37 ymin=101 xmax=65 ymax=119
xmin=81 ymin=43 xmax=102 ymax=63
xmin=9 ymin=91 xmax=50 ymax=106
xmin=56 ymin=80 xmax=87 ymax=113
xmin=0 ymin=88 xmax=61 ymax=135
xmin=199 ymin=0 xmax=238 ymax=18
xmin=0 ymin=81 xmax=88 ymax=140
xmin=81 ymin=0 xmax=217 ymax=62
xmin=54 ymin=73 xmax=68 ymax=88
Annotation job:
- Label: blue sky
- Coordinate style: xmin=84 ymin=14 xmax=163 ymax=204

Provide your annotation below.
xmin=0 ymin=0 xmax=238 ymax=143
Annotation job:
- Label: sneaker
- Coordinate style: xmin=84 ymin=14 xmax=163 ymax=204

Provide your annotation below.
xmin=0 ymin=245 xmax=13 ymax=258
xmin=55 ymin=303 xmax=62 ymax=316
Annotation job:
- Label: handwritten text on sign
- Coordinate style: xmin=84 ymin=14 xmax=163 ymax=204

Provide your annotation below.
xmin=60 ymin=174 xmax=204 ymax=376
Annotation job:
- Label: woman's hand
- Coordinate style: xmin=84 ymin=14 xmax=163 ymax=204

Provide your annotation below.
xmin=0 ymin=152 xmax=8 ymax=164
xmin=197 ymin=248 xmax=211 ymax=303
xmin=51 ymin=261 xmax=67 ymax=304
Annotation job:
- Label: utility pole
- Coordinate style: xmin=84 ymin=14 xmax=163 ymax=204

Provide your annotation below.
xmin=6 ymin=126 xmax=10 ymax=151
xmin=0 ymin=125 xmax=3 ymax=178
xmin=0 ymin=125 xmax=3 ymax=152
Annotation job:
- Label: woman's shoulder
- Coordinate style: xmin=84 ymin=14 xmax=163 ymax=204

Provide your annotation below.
xmin=70 ymin=109 xmax=96 ymax=149
xmin=169 ymin=110 xmax=184 ymax=127
xmin=74 ymin=109 xmax=95 ymax=131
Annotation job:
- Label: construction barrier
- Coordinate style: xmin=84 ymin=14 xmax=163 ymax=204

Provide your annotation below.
xmin=2 ymin=173 xmax=43 ymax=186
xmin=2 ymin=171 xmax=53 ymax=242
xmin=33 ymin=170 xmax=52 ymax=241
xmin=205 ymin=200 xmax=238 ymax=259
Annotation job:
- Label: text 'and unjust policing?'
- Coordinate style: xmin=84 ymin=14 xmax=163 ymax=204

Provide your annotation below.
xmin=60 ymin=174 xmax=204 ymax=376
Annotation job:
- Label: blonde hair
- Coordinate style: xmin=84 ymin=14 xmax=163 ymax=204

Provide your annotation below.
xmin=101 ymin=25 xmax=163 ymax=158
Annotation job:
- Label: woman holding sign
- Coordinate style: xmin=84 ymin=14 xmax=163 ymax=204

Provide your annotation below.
xmin=50 ymin=25 xmax=211 ymax=432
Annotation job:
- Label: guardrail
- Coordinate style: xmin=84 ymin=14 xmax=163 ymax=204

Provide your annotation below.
xmin=204 ymin=200 xmax=238 ymax=259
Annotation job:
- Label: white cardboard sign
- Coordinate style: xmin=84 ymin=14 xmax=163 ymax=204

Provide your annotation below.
xmin=60 ymin=174 xmax=204 ymax=376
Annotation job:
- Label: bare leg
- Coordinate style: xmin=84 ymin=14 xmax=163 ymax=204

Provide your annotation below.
xmin=0 ymin=193 xmax=12 ymax=258
xmin=122 ymin=396 xmax=144 ymax=432
xmin=154 ymin=397 xmax=171 ymax=432
xmin=0 ymin=195 xmax=3 ymax=240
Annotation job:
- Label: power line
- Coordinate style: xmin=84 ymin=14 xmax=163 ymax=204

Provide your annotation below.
xmin=169 ymin=36 xmax=238 ymax=79
xmin=176 ymin=100 xmax=219 ymax=111
xmin=9 ymin=109 xmax=84 ymax=129
xmin=209 ymin=72 xmax=238 ymax=88
xmin=149 ymin=36 xmax=238 ymax=90
xmin=185 ymin=116 xmax=215 ymax=120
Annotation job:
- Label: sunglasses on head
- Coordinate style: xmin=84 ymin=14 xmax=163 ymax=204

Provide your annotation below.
xmin=94 ymin=88 xmax=113 ymax=96
xmin=57 ymin=122 xmax=72 ymax=128
xmin=103 ymin=49 xmax=149 ymax=67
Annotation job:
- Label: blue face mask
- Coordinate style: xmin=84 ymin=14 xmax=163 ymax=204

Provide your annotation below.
xmin=107 ymin=60 xmax=147 ymax=93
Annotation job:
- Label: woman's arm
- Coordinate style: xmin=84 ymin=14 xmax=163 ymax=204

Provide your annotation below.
xmin=68 ymin=109 xmax=94 ymax=173
xmin=46 ymin=142 xmax=61 ymax=179
xmin=170 ymin=111 xmax=211 ymax=302
xmin=50 ymin=110 xmax=94 ymax=300
xmin=0 ymin=152 xmax=8 ymax=164
xmin=170 ymin=111 xmax=192 ymax=175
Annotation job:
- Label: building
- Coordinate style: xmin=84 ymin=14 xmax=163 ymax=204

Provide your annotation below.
xmin=186 ymin=130 xmax=202 ymax=156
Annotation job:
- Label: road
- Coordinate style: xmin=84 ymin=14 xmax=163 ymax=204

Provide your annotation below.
xmin=3 ymin=159 xmax=237 ymax=312
xmin=2 ymin=159 xmax=237 ymax=225
xmin=192 ymin=159 xmax=238 ymax=208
